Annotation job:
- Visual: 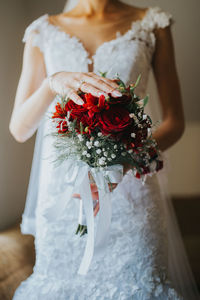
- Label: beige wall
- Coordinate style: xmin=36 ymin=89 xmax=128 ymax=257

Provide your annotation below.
xmin=0 ymin=0 xmax=199 ymax=230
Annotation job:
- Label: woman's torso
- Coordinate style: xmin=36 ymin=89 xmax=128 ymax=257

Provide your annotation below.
xmin=23 ymin=6 xmax=173 ymax=101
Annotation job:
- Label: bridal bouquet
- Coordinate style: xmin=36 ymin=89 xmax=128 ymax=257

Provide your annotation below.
xmin=50 ymin=74 xmax=163 ymax=236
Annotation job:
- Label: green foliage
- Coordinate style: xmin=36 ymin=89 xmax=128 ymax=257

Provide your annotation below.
xmin=49 ymin=73 xmax=162 ymax=176
xmin=143 ymin=95 xmax=149 ymax=107
xmin=99 ymin=71 xmax=108 ymax=78
xmin=134 ymin=74 xmax=141 ymax=88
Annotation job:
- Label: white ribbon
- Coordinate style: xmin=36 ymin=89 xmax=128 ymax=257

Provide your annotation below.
xmin=43 ymin=159 xmax=123 ymax=275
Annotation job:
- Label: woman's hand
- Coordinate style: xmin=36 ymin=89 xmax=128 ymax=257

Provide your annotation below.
xmin=73 ymin=182 xmax=118 ymax=217
xmin=48 ymin=71 xmax=122 ymax=105
xmin=72 ymin=164 xmax=130 ymax=217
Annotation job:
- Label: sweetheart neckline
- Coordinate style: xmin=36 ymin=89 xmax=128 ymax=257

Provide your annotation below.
xmin=44 ymin=6 xmax=153 ymax=66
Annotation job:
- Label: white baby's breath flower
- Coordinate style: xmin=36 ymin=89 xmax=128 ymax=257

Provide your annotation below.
xmin=128 ymin=149 xmax=133 ymax=154
xmin=108 ymin=158 xmax=112 ymax=161
xmin=94 ymin=141 xmax=100 ymax=147
xmin=82 ymin=151 xmax=87 ymax=156
xmin=98 ymin=158 xmax=106 ymax=165
xmin=143 ymin=114 xmax=147 ymax=120
xmin=103 ymin=151 xmax=108 ymax=157
xmin=68 ymin=122 xmax=73 ymax=131
xmin=111 ymin=154 xmax=116 ymax=159
xmin=86 ymin=141 xmax=92 ymax=149
xmin=97 ymin=132 xmax=102 ymax=137
xmin=96 ymin=149 xmax=102 ymax=154
xmin=114 ymin=145 xmax=117 ymax=149
xmin=138 ymin=112 xmax=141 ymax=118
xmin=147 ymin=128 xmax=151 ymax=136
xmin=78 ymin=134 xmax=84 ymax=141
xmin=131 ymin=132 xmax=136 ymax=138
xmin=129 ymin=113 xmax=135 ymax=118
xmin=122 ymin=152 xmax=126 ymax=156
xmin=86 ymin=153 xmax=91 ymax=158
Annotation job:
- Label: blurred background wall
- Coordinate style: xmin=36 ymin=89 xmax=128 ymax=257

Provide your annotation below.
xmin=0 ymin=0 xmax=199 ymax=227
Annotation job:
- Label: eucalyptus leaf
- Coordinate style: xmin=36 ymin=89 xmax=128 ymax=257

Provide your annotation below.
xmin=143 ymin=95 xmax=149 ymax=107
xmin=99 ymin=71 xmax=107 ymax=78
xmin=134 ymin=74 xmax=141 ymax=88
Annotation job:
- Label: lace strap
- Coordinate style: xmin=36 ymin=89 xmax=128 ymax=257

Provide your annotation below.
xmin=22 ymin=14 xmax=49 ymax=52
xmin=142 ymin=6 xmax=174 ymax=31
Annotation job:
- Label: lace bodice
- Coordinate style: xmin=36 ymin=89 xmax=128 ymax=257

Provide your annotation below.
xmin=23 ymin=6 xmax=173 ymax=98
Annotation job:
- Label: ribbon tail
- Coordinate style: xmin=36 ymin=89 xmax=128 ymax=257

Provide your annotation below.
xmin=92 ymin=171 xmax=111 ymax=257
xmin=78 ymin=170 xmax=95 ymax=275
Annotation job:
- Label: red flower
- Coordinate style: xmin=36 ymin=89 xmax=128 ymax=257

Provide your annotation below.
xmin=97 ymin=105 xmax=132 ymax=139
xmin=83 ymin=93 xmax=109 ymax=117
xmin=76 ymin=114 xmax=98 ymax=134
xmin=108 ymin=94 xmax=132 ymax=105
xmin=56 ymin=120 xmax=68 ymax=134
xmin=52 ymin=102 xmax=66 ymax=119
xmin=65 ymin=100 xmax=88 ymax=121
xmin=135 ymin=171 xmax=141 ymax=179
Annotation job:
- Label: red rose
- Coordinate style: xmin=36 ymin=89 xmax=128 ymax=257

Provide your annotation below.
xmin=97 ymin=105 xmax=132 ymax=139
xmin=108 ymin=93 xmax=132 ymax=105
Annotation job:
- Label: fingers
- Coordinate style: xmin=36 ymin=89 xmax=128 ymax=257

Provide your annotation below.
xmin=88 ymin=72 xmax=119 ymax=89
xmin=80 ymin=82 xmax=107 ymax=98
xmin=82 ymin=73 xmax=122 ymax=98
xmin=94 ymin=201 xmax=99 ymax=217
xmin=90 ymin=183 xmax=98 ymax=192
xmin=67 ymin=88 xmax=84 ymax=105
xmin=51 ymin=71 xmax=122 ymax=106
xmin=72 ymin=190 xmax=98 ymax=201
xmin=108 ymin=183 xmax=118 ymax=191
xmin=91 ymin=191 xmax=99 ymax=201
xmin=73 ymin=182 xmax=117 ymax=218
xmin=91 ymin=182 xmax=118 ymax=193
xmin=72 ymin=193 xmax=81 ymax=198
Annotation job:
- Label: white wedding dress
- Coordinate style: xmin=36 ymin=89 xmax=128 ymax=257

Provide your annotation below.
xmin=13 ymin=6 xmax=199 ymax=300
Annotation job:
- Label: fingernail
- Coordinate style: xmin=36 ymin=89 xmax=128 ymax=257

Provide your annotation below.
xmin=78 ymin=99 xmax=84 ymax=105
xmin=98 ymin=92 xmax=108 ymax=97
xmin=112 ymin=90 xmax=122 ymax=97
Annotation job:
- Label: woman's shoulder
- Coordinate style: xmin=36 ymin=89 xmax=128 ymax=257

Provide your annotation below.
xmin=22 ymin=14 xmax=49 ymax=51
xmin=22 ymin=14 xmax=48 ymax=39
xmin=144 ymin=6 xmax=174 ymax=30
xmin=114 ymin=4 xmax=174 ymax=32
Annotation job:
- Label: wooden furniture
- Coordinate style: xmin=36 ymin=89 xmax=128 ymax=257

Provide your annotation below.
xmin=0 ymin=223 xmax=35 ymax=300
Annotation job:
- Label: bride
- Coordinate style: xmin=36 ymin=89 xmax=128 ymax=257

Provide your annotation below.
xmin=9 ymin=0 xmax=199 ymax=299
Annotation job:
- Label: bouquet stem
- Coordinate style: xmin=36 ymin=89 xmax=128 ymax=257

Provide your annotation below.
xmin=75 ymin=172 xmax=95 ymax=237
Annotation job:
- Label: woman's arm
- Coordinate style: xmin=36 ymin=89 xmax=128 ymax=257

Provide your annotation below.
xmin=151 ymin=25 xmax=185 ymax=151
xmin=9 ymin=32 xmax=56 ymax=143
xmin=9 ymin=32 xmax=121 ymax=143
